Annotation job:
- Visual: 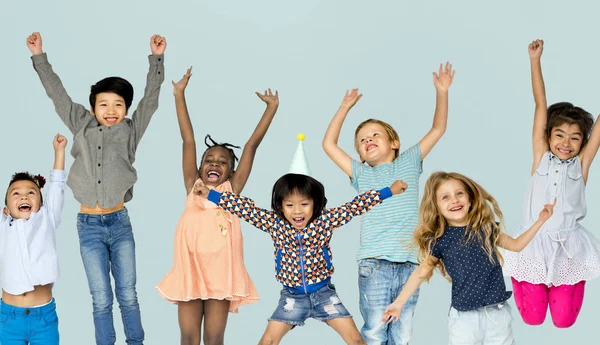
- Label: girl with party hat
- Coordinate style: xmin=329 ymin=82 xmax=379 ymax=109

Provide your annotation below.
xmin=194 ymin=134 xmax=409 ymax=345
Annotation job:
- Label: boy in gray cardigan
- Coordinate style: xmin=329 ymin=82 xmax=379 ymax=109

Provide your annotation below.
xmin=27 ymin=32 xmax=166 ymax=345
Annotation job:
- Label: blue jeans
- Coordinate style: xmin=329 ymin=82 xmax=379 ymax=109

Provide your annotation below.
xmin=358 ymin=259 xmax=419 ymax=345
xmin=77 ymin=209 xmax=144 ymax=345
xmin=0 ymin=299 xmax=59 ymax=345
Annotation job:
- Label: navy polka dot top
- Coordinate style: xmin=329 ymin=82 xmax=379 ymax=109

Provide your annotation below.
xmin=431 ymin=225 xmax=512 ymax=311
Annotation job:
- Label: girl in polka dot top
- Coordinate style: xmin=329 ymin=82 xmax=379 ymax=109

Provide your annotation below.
xmin=382 ymin=172 xmax=556 ymax=345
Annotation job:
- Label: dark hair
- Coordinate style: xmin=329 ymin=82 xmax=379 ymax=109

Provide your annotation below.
xmin=200 ymin=135 xmax=241 ymax=171
xmin=271 ymin=173 xmax=328 ymax=225
xmin=547 ymin=102 xmax=594 ymax=148
xmin=5 ymin=172 xmax=45 ymax=205
xmin=89 ymin=77 xmax=134 ymax=111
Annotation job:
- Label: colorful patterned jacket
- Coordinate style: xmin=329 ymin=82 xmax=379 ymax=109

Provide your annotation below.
xmin=207 ymin=187 xmax=392 ymax=293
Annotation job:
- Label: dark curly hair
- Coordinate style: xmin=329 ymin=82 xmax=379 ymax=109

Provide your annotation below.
xmin=5 ymin=172 xmax=45 ymax=205
xmin=546 ymin=102 xmax=595 ymax=148
xmin=200 ymin=135 xmax=241 ymax=171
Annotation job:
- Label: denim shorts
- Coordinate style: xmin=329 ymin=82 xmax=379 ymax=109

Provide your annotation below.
xmin=269 ymin=283 xmax=352 ymax=327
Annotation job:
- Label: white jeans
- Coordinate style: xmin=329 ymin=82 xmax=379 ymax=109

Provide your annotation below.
xmin=448 ymin=302 xmax=515 ymax=345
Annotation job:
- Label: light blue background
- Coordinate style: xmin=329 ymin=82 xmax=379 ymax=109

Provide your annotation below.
xmin=1 ymin=0 xmax=598 ymax=344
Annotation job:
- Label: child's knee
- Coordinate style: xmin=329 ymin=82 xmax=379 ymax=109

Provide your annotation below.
xmin=180 ymin=332 xmax=201 ymax=345
xmin=203 ymin=333 xmax=225 ymax=345
xmin=551 ymin=311 xmax=578 ymax=328
xmin=517 ymin=305 xmax=547 ymax=326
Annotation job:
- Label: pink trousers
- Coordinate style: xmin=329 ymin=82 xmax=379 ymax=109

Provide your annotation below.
xmin=511 ymin=277 xmax=585 ymax=328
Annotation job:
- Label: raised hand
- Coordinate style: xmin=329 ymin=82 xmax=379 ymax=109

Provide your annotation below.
xmin=538 ymin=197 xmax=556 ymax=222
xmin=433 ymin=62 xmax=455 ymax=92
xmin=26 ymin=32 xmax=43 ymax=55
xmin=390 ymin=180 xmax=408 ymax=195
xmin=340 ymin=88 xmax=362 ymax=110
xmin=193 ymin=178 xmax=210 ymax=198
xmin=172 ymin=67 xmax=193 ymax=96
xmin=528 ymin=39 xmax=544 ymax=59
xmin=151 ymin=34 xmax=167 ymax=55
xmin=255 ymin=89 xmax=279 ymax=108
xmin=381 ymin=303 xmax=403 ymax=324
xmin=53 ymin=133 xmax=67 ymax=151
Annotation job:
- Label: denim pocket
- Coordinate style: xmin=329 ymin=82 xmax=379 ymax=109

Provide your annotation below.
xmin=358 ymin=260 xmax=375 ymax=279
xmin=0 ymin=313 xmax=8 ymax=325
xmin=42 ymin=310 xmax=59 ymax=326
xmin=118 ymin=210 xmax=133 ymax=228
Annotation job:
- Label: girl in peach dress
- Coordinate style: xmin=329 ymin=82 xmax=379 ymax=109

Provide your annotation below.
xmin=156 ymin=67 xmax=279 ymax=345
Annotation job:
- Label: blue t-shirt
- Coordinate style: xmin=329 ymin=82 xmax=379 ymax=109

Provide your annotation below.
xmin=431 ymin=225 xmax=512 ymax=311
xmin=351 ymin=144 xmax=422 ymax=263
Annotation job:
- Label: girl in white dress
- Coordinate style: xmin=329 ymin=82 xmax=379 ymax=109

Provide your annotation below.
xmin=503 ymin=39 xmax=600 ymax=328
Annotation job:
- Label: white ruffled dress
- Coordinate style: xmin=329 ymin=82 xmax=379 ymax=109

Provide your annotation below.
xmin=503 ymin=151 xmax=600 ymax=285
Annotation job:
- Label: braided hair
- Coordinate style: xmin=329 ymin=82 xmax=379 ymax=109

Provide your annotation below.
xmin=5 ymin=172 xmax=46 ymax=205
xmin=200 ymin=135 xmax=241 ymax=171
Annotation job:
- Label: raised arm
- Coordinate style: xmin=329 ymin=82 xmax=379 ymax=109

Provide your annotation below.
xmin=230 ymin=89 xmax=279 ymax=194
xmin=172 ymin=67 xmax=199 ymax=194
xmin=46 ymin=134 xmax=68 ymax=228
xmin=322 ymin=89 xmax=362 ymax=177
xmin=27 ymin=32 xmax=89 ymax=133
xmin=418 ymin=62 xmax=454 ymax=160
xmin=193 ymin=178 xmax=280 ymax=233
xmin=382 ymin=257 xmax=437 ymax=324
xmin=499 ymin=198 xmax=555 ymax=252
xmin=323 ymin=179 xmax=407 ymax=230
xmin=130 ymin=34 xmax=166 ymax=147
xmin=579 ymin=115 xmax=600 ymax=182
xmin=529 ymin=39 xmax=549 ymax=171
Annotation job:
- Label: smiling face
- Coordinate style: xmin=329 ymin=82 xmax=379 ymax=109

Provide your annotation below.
xmin=282 ymin=192 xmax=314 ymax=230
xmin=92 ymin=92 xmax=128 ymax=126
xmin=199 ymin=146 xmax=234 ymax=187
xmin=548 ymin=123 xmax=583 ymax=160
xmin=354 ymin=122 xmax=399 ymax=166
xmin=4 ymin=180 xmax=42 ymax=220
xmin=435 ymin=178 xmax=471 ymax=227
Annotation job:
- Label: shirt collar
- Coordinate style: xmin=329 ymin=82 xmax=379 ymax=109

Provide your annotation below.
xmin=548 ymin=152 xmax=576 ymax=165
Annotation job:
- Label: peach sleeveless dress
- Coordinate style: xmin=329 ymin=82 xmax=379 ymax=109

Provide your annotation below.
xmin=156 ymin=181 xmax=259 ymax=312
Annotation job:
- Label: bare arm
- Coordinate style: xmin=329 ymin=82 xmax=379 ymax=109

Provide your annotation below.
xmin=382 ymin=258 xmax=437 ymax=323
xmin=579 ymin=115 xmax=600 ymax=182
xmin=418 ymin=62 xmax=454 ymax=159
xmin=230 ymin=89 xmax=279 ymax=194
xmin=172 ymin=68 xmax=199 ymax=194
xmin=529 ymin=40 xmax=549 ymax=172
xmin=322 ymin=89 xmax=362 ymax=177
xmin=498 ymin=198 xmax=556 ymax=252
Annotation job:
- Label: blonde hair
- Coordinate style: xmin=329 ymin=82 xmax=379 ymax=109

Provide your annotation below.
xmin=354 ymin=119 xmax=400 ymax=159
xmin=415 ymin=171 xmax=505 ymax=282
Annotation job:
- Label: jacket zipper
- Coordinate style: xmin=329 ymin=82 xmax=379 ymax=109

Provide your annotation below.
xmin=296 ymin=232 xmax=308 ymax=293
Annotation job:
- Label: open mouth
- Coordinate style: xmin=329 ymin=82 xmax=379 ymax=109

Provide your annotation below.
xmin=104 ymin=116 xmax=119 ymax=124
xmin=366 ymin=143 xmax=377 ymax=152
xmin=18 ymin=203 xmax=32 ymax=212
xmin=292 ymin=217 xmax=305 ymax=227
xmin=557 ymin=148 xmax=572 ymax=155
xmin=206 ymin=170 xmax=221 ymax=183
xmin=449 ymin=205 xmax=463 ymax=212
